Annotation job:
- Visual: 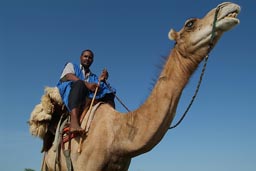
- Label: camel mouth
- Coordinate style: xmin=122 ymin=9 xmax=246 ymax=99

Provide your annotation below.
xmin=217 ymin=3 xmax=241 ymax=26
xmin=213 ymin=3 xmax=240 ymax=32
xmin=220 ymin=10 xmax=240 ymax=23
xmin=225 ymin=12 xmax=239 ymax=20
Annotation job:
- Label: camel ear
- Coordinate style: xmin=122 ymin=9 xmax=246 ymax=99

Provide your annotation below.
xmin=168 ymin=29 xmax=177 ymax=41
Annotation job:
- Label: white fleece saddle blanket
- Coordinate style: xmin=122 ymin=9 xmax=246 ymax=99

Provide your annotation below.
xmin=28 ymin=87 xmax=64 ymax=139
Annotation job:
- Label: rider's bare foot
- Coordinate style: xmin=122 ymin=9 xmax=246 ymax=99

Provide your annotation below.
xmin=70 ymin=126 xmax=84 ymax=134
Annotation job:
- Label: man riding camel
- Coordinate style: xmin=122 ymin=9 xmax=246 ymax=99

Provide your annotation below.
xmin=57 ymin=49 xmax=116 ymax=133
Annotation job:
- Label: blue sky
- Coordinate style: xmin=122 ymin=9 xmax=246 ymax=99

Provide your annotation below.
xmin=0 ymin=0 xmax=255 ymax=171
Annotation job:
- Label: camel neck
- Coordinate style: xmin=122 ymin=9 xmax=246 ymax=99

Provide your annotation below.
xmin=121 ymin=48 xmax=200 ymax=156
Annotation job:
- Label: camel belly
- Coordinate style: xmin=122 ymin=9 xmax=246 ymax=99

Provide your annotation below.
xmin=103 ymin=157 xmax=131 ymax=171
xmin=73 ymin=155 xmax=131 ymax=171
xmin=44 ymin=148 xmax=132 ymax=171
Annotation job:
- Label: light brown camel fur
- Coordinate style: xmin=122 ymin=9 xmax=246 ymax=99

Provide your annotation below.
xmin=42 ymin=2 xmax=240 ymax=171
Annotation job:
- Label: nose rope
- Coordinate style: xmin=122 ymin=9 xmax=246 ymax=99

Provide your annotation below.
xmin=169 ymin=5 xmax=221 ymax=130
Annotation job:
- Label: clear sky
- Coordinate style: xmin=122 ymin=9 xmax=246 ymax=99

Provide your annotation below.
xmin=0 ymin=0 xmax=255 ymax=171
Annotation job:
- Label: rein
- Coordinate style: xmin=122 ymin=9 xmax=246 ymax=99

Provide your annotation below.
xmin=169 ymin=55 xmax=209 ymax=129
xmin=104 ymin=81 xmax=131 ymax=112
xmin=169 ymin=5 xmax=221 ymax=130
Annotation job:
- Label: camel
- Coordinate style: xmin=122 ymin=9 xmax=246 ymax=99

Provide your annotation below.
xmin=41 ymin=2 xmax=240 ymax=171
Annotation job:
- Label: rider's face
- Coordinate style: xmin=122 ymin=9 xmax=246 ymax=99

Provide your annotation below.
xmin=80 ymin=51 xmax=93 ymax=69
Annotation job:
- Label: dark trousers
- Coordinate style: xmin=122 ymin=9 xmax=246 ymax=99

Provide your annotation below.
xmin=68 ymin=80 xmax=116 ymax=110
xmin=68 ymin=80 xmax=88 ymax=110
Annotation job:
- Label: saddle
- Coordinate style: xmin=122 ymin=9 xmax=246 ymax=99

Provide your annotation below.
xmin=41 ymin=98 xmax=101 ymax=152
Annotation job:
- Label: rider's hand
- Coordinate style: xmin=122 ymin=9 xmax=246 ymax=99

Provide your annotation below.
xmin=85 ymin=82 xmax=99 ymax=92
xmin=99 ymin=68 xmax=109 ymax=82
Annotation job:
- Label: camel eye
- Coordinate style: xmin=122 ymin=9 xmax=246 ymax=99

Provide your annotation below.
xmin=186 ymin=21 xmax=193 ymax=27
xmin=185 ymin=19 xmax=196 ymax=28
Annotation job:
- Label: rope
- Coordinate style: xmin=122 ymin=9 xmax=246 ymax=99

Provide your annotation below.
xmin=169 ymin=55 xmax=209 ymax=129
xmin=169 ymin=5 xmax=221 ymax=130
xmin=104 ymin=81 xmax=131 ymax=112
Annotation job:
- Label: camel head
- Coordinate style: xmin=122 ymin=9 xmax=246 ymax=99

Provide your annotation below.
xmin=168 ymin=2 xmax=240 ymax=60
